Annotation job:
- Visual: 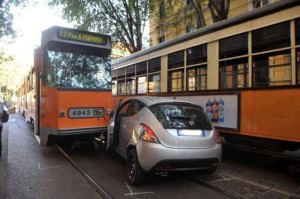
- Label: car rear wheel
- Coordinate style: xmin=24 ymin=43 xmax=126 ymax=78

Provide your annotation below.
xmin=127 ymin=148 xmax=146 ymax=185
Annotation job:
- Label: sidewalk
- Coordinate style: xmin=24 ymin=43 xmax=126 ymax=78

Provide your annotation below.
xmin=0 ymin=114 xmax=102 ymax=199
xmin=0 ymin=115 xmax=8 ymax=198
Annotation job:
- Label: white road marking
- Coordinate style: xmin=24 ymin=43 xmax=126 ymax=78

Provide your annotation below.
xmin=124 ymin=182 xmax=154 ymax=196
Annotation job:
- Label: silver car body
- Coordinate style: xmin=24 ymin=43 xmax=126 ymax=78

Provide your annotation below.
xmin=108 ymin=96 xmax=222 ymax=172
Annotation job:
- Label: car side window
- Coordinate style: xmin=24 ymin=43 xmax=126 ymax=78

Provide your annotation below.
xmin=133 ymin=101 xmax=145 ymax=114
xmin=118 ymin=102 xmax=130 ymax=119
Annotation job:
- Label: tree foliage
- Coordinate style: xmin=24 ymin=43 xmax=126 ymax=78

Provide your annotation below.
xmin=49 ymin=0 xmax=150 ymax=54
xmin=0 ymin=49 xmax=17 ymax=96
xmin=0 ymin=0 xmax=27 ymax=39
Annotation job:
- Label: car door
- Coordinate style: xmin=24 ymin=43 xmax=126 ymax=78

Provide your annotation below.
xmin=107 ymin=99 xmax=123 ymax=150
xmin=108 ymin=100 xmax=131 ymax=156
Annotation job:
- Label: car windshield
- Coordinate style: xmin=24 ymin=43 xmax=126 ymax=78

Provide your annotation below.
xmin=149 ymin=103 xmax=213 ymax=130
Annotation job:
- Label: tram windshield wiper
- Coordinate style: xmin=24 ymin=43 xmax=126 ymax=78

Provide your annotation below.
xmin=169 ymin=116 xmax=192 ymax=120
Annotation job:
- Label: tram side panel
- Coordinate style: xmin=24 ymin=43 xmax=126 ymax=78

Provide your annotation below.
xmin=236 ymin=88 xmax=300 ymax=150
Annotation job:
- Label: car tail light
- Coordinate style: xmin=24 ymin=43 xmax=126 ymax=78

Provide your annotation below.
xmin=140 ymin=123 xmax=160 ymax=143
xmin=215 ymin=129 xmax=221 ymax=144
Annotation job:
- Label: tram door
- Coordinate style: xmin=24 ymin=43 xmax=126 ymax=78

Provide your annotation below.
xmin=34 ymin=48 xmax=42 ymax=136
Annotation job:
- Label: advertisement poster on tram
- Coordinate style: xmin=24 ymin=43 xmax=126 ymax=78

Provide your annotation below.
xmin=177 ymin=95 xmax=239 ymax=130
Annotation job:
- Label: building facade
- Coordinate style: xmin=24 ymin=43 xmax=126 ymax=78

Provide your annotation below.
xmin=150 ymin=0 xmax=282 ymax=46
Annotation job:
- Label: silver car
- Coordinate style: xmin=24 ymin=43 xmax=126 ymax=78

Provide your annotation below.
xmin=108 ymin=96 xmax=222 ymax=185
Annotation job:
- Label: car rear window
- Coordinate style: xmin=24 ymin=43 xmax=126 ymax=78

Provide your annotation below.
xmin=149 ymin=103 xmax=213 ymax=130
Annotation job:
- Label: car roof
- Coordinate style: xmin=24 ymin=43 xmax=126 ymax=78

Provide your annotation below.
xmin=128 ymin=96 xmax=201 ymax=108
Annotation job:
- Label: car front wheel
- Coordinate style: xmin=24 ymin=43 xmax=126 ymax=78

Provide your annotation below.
xmin=127 ymin=148 xmax=147 ymax=185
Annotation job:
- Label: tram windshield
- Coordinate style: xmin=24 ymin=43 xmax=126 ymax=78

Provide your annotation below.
xmin=44 ymin=42 xmax=111 ymax=89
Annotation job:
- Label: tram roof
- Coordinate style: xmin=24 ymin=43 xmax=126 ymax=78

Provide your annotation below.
xmin=112 ymin=0 xmax=299 ymax=69
xmin=41 ymin=26 xmax=111 ymax=50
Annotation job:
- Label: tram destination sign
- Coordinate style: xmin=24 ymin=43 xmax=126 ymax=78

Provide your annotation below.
xmin=57 ymin=28 xmax=107 ymax=45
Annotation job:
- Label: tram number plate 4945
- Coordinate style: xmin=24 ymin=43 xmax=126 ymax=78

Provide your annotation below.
xmin=68 ymin=108 xmax=104 ymax=118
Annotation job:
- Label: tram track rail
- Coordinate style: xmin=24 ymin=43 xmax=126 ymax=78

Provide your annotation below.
xmin=184 ymin=174 xmax=243 ymax=199
xmin=55 ymin=142 xmax=241 ymax=199
xmin=54 ymin=142 xmax=299 ymax=199
xmin=55 ymin=144 xmax=113 ymax=199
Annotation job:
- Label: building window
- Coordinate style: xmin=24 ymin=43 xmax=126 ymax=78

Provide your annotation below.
xmin=219 ymin=33 xmax=248 ymax=59
xmin=252 ymin=22 xmax=290 ymax=53
xmin=137 ymin=76 xmax=147 ymax=94
xmin=158 ymin=36 xmax=165 ymax=43
xmin=168 ymin=50 xmax=184 ymax=69
xmin=159 ymin=1 xmax=165 ymax=19
xmin=253 ymin=51 xmax=291 ymax=87
xmin=187 ymin=67 xmax=207 ymax=91
xmin=296 ymin=18 xmax=300 ymax=45
xmin=220 ymin=58 xmax=248 ymax=89
xmin=148 ymin=74 xmax=161 ymax=93
xmin=251 ymin=0 xmax=268 ymax=10
xmin=168 ymin=69 xmax=184 ymax=92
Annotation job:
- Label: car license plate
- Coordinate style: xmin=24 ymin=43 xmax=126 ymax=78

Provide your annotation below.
xmin=68 ymin=107 xmax=104 ymax=119
xmin=178 ymin=129 xmax=206 ymax=137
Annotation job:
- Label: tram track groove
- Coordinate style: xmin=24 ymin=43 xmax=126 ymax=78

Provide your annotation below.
xmin=55 ymin=144 xmax=113 ymax=199
xmin=184 ymin=174 xmax=243 ymax=199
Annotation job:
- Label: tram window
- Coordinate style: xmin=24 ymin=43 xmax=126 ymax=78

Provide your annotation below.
xmin=126 ymin=78 xmax=136 ymax=95
xmin=117 ymin=80 xmax=126 ymax=95
xmin=136 ymin=61 xmax=147 ymax=76
xmin=137 ymin=76 xmax=147 ymax=94
xmin=220 ymin=58 xmax=248 ymax=89
xmin=45 ymin=43 xmax=111 ymax=89
xmin=219 ymin=33 xmax=248 ymax=59
xmin=148 ymin=74 xmax=161 ymax=93
xmin=296 ymin=18 xmax=300 ymax=45
xmin=148 ymin=57 xmax=161 ymax=73
xmin=118 ymin=68 xmax=125 ymax=79
xmin=112 ymin=70 xmax=117 ymax=81
xmin=32 ymin=72 xmax=36 ymax=89
xmin=297 ymin=50 xmax=300 ymax=85
xmin=187 ymin=44 xmax=207 ymax=65
xmin=253 ymin=51 xmax=291 ymax=87
xmin=187 ymin=66 xmax=207 ymax=91
xmin=126 ymin=65 xmax=135 ymax=77
xmin=112 ymin=80 xmax=117 ymax=95
xmin=168 ymin=50 xmax=184 ymax=69
xmin=168 ymin=69 xmax=184 ymax=92
xmin=252 ymin=21 xmax=290 ymax=53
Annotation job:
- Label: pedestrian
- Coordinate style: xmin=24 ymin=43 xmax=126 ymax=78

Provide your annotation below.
xmin=2 ymin=97 xmax=7 ymax=107
xmin=0 ymin=102 xmax=3 ymax=157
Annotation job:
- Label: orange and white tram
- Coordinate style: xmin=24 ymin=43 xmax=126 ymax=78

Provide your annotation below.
xmin=18 ymin=26 xmax=112 ymax=146
xmin=111 ymin=2 xmax=300 ymax=152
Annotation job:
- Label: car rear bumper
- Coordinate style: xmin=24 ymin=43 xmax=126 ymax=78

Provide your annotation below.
xmin=136 ymin=142 xmax=222 ymax=172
